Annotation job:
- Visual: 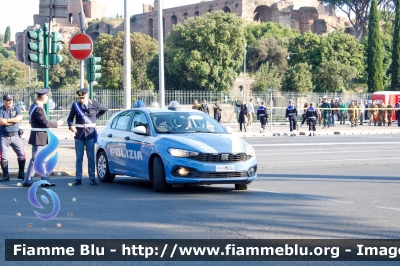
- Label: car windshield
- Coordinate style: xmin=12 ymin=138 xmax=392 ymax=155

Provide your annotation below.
xmin=150 ymin=112 xmax=226 ymax=134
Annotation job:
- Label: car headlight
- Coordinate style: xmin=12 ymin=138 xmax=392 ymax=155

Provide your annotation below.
xmin=245 ymin=147 xmax=255 ymax=157
xmin=168 ymin=148 xmax=199 ymax=158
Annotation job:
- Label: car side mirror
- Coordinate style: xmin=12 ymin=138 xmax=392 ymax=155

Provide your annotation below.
xmin=224 ymin=126 xmax=233 ymax=134
xmin=132 ymin=126 xmax=147 ymax=135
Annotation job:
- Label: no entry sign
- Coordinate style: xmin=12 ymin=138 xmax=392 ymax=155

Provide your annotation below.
xmin=69 ymin=33 xmax=93 ymax=60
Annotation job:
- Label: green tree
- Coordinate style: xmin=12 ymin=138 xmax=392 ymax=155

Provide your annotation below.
xmin=0 ymin=59 xmax=29 ymax=88
xmin=391 ymin=0 xmax=400 ymax=90
xmin=49 ymin=48 xmax=81 ymax=89
xmin=244 ymin=22 xmax=300 ymax=46
xmin=0 ymin=33 xmax=4 ymax=44
xmin=4 ymin=26 xmax=10 ymax=44
xmin=246 ymin=37 xmax=288 ymax=73
xmin=287 ymin=31 xmax=323 ymax=71
xmin=251 ymin=62 xmax=281 ymax=92
xmin=131 ymin=32 xmax=158 ymax=90
xmin=313 ymin=60 xmax=357 ymax=93
xmin=282 ymin=63 xmax=314 ymax=93
xmin=164 ymin=11 xmax=245 ymax=91
xmin=367 ymin=0 xmax=384 ymax=92
xmin=99 ymin=32 xmax=158 ymax=90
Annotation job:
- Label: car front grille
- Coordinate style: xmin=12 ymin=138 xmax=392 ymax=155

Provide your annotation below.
xmin=194 ymin=172 xmax=249 ymax=178
xmin=191 ymin=153 xmax=251 ymax=162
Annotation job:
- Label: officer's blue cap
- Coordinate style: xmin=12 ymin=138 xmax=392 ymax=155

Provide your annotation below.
xmin=36 ymin=88 xmax=50 ymax=95
xmin=76 ymin=88 xmax=89 ymax=97
xmin=133 ymin=100 xmax=145 ymax=108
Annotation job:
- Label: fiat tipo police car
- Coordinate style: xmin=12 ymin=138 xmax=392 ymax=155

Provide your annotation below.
xmin=95 ymin=101 xmax=257 ymax=192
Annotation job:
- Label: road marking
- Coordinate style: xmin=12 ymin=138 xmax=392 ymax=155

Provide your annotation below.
xmin=248 ymin=188 xmax=355 ymax=204
xmin=374 ymin=206 xmax=400 ymax=211
xmin=258 ymin=158 xmax=399 ymax=163
xmin=251 ymin=142 xmax=400 ymax=147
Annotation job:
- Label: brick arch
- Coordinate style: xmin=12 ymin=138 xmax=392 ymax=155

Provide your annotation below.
xmin=148 ymin=18 xmax=153 ymax=38
xmin=222 ymin=6 xmax=230 ymax=13
xmin=253 ymin=5 xmax=275 ymax=23
xmin=194 ymin=11 xmax=199 ymax=17
xmin=171 ymin=15 xmax=177 ymax=26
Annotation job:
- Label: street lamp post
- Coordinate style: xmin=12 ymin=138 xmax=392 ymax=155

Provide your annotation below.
xmin=243 ymin=42 xmax=247 ymax=102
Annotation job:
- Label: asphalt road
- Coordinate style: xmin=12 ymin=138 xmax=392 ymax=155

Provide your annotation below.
xmin=1 ymin=135 xmax=399 ymax=266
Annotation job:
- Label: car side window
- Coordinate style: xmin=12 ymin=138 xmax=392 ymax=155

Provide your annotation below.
xmin=131 ymin=111 xmax=150 ymax=133
xmin=111 ymin=111 xmax=133 ymax=131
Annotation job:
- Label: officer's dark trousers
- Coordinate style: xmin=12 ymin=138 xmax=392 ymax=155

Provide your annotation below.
xmin=24 ymin=145 xmax=46 ymax=183
xmin=289 ymin=116 xmax=297 ymax=131
xmin=308 ymin=119 xmax=316 ymax=131
xmin=260 ymin=116 xmax=267 ymax=129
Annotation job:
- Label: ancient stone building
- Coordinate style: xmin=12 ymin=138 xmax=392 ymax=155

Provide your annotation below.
xmin=130 ymin=0 xmax=349 ymax=42
xmin=16 ymin=0 xmax=106 ymax=66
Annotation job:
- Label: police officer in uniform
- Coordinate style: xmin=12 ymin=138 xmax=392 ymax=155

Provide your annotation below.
xmin=320 ymin=97 xmax=331 ymax=128
xmin=386 ymin=102 xmax=394 ymax=126
xmin=201 ymin=100 xmax=209 ymax=115
xmin=286 ymin=100 xmax=298 ymax=136
xmin=348 ymin=100 xmax=357 ymax=127
xmin=306 ymin=102 xmax=319 ymax=136
xmin=0 ymin=94 xmax=25 ymax=181
xmin=67 ymin=88 xmax=108 ymax=186
xmin=395 ymin=100 xmax=400 ymax=127
xmin=369 ymin=101 xmax=378 ymax=126
xmin=213 ymin=99 xmax=222 ymax=122
xmin=378 ymin=101 xmax=386 ymax=126
xmin=23 ymin=88 xmax=64 ymax=187
xmin=257 ymin=101 xmax=268 ymax=133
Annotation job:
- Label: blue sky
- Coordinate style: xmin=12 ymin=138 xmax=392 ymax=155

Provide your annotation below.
xmin=0 ymin=0 xmax=201 ymax=41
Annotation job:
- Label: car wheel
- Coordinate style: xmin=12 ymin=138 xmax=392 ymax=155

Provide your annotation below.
xmin=153 ymin=156 xmax=169 ymax=192
xmin=97 ymin=151 xmax=115 ymax=182
xmin=235 ymin=184 xmax=247 ymax=190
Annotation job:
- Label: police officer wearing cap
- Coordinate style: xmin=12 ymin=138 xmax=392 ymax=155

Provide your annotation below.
xmin=306 ymin=102 xmax=319 ymax=136
xmin=67 ymin=88 xmax=108 ymax=186
xmin=0 ymin=94 xmax=26 ymax=182
xmin=23 ymin=88 xmax=64 ymax=187
xmin=285 ymin=100 xmax=298 ymax=136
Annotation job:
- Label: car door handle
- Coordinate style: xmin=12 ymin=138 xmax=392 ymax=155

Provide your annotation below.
xmin=124 ymin=136 xmax=130 ymax=140
xmin=107 ymin=134 xmax=112 ymax=138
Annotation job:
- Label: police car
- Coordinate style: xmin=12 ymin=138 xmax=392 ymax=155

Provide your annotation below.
xmin=95 ymin=101 xmax=257 ymax=192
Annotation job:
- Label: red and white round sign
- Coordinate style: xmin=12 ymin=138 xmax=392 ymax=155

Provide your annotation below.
xmin=69 ymin=33 xmax=93 ymax=60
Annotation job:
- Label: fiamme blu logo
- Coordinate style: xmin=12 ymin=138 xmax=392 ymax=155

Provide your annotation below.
xmin=28 ymin=131 xmax=61 ymax=221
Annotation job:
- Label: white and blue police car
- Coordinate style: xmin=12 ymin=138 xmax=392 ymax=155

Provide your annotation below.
xmin=95 ymin=101 xmax=257 ymax=192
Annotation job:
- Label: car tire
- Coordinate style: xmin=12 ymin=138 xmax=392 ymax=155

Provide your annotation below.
xmin=97 ymin=151 xmax=115 ymax=182
xmin=153 ymin=156 xmax=169 ymax=192
xmin=235 ymin=184 xmax=247 ymax=190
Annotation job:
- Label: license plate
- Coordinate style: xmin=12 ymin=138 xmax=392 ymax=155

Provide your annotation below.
xmin=216 ymin=165 xmax=235 ymax=172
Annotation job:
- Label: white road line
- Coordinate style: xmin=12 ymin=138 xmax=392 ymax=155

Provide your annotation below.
xmin=258 ymin=158 xmax=399 ymax=164
xmin=251 ymin=142 xmax=400 ymax=147
xmin=374 ymin=206 xmax=400 ymax=211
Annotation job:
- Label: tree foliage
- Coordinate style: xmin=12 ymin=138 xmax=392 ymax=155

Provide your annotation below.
xmin=164 ymin=11 xmax=245 ymax=91
xmin=313 ymin=60 xmax=357 ymax=92
xmin=246 ymin=37 xmax=288 ymax=73
xmin=282 ymin=63 xmax=314 ymax=93
xmin=0 ymin=59 xmax=29 ymax=88
xmin=367 ymin=0 xmax=384 ymax=92
xmin=251 ymin=62 xmax=282 ymax=92
xmin=95 ymin=32 xmax=158 ymax=90
xmin=49 ymin=48 xmax=81 ymax=89
xmin=392 ymin=0 xmax=400 ymax=90
xmin=4 ymin=26 xmax=10 ymax=44
xmin=244 ymin=22 xmax=300 ymax=46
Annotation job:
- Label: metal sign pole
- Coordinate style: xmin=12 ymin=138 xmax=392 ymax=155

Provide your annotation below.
xmin=79 ymin=12 xmax=85 ymax=89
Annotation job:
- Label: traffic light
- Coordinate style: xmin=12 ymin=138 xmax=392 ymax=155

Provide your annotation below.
xmin=49 ymin=32 xmax=63 ymax=65
xmin=86 ymin=55 xmax=102 ymax=82
xmin=27 ymin=29 xmax=43 ymax=65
